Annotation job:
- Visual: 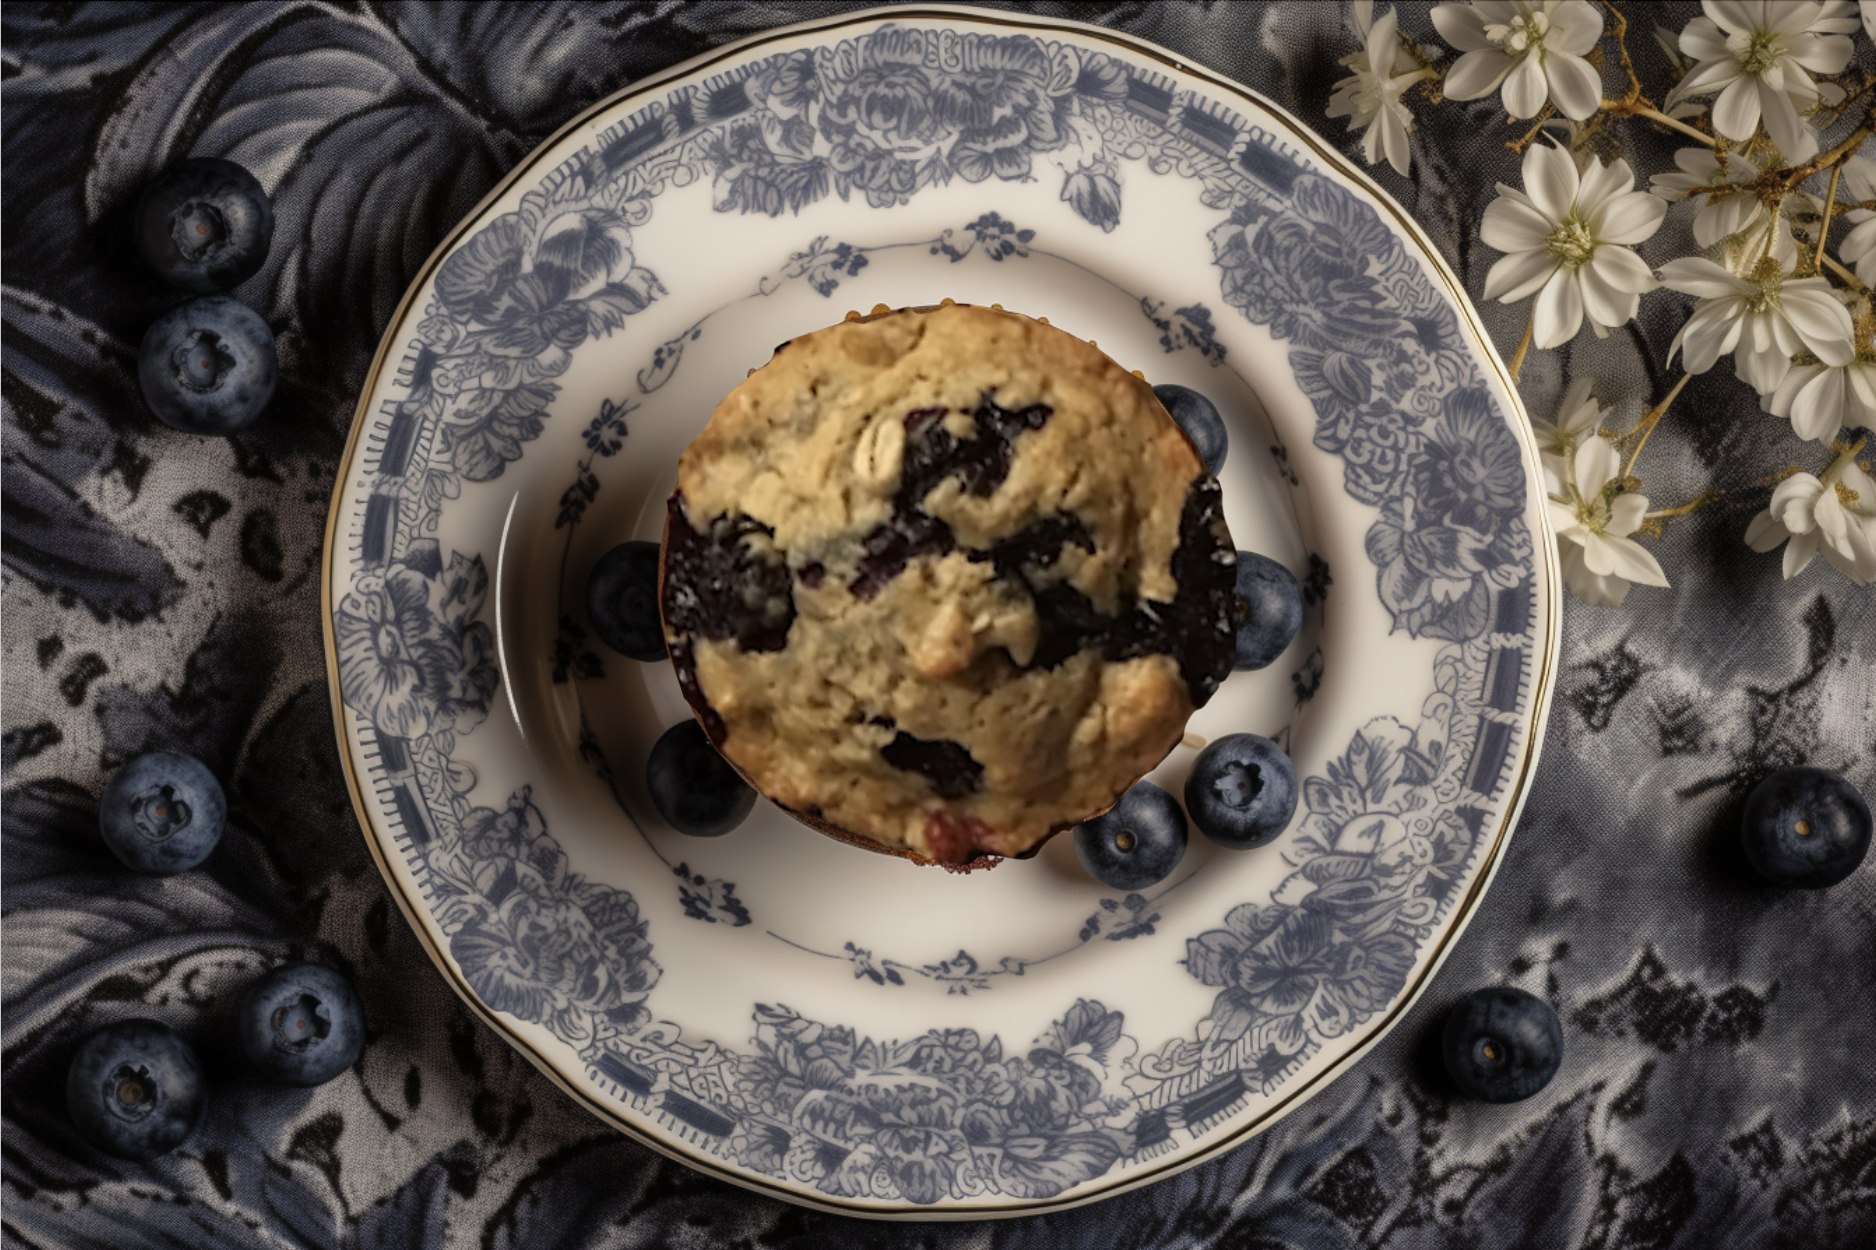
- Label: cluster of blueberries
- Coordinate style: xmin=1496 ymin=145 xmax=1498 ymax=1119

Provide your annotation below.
xmin=64 ymin=160 xmax=352 ymax=1163
xmin=71 ymin=752 xmax=363 ymax=1160
xmin=134 ymin=160 xmax=278 ymax=434
xmin=590 ymin=385 xmax=1873 ymax=1106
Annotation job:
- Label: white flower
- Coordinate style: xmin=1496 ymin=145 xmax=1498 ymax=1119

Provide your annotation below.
xmin=1549 ymin=436 xmax=1670 ymax=606
xmin=1532 ymin=376 xmax=1607 ymax=494
xmin=1666 ymin=1 xmax=1855 ymax=162
xmin=1328 ymin=2 xmax=1435 ymax=176
xmin=1838 ymin=156 xmax=1876 ymax=285
xmin=1481 ymin=140 xmax=1664 ymax=348
xmin=1651 ymin=148 xmax=1774 ymax=249
xmin=1762 ymin=356 xmax=1876 ymax=441
xmin=1842 ymin=216 xmax=1876 ymax=285
xmin=1661 ymin=254 xmax=1856 ymax=393
xmin=1533 ymin=375 xmax=1606 ymax=456
xmin=1431 ymin=1 xmax=1606 ymax=120
xmin=1744 ymin=449 xmax=1876 ymax=583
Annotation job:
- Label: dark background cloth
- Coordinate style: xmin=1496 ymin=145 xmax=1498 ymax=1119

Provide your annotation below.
xmin=3 ymin=3 xmax=1873 ymax=1247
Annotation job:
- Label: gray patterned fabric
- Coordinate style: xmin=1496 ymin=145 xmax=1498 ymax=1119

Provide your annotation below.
xmin=3 ymin=3 xmax=1872 ymax=1247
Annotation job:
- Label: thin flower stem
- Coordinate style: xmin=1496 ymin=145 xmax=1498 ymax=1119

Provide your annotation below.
xmin=1508 ymin=102 xmax=1559 ymax=153
xmin=1610 ymin=102 xmax=1721 ymax=146
xmin=1815 ymin=162 xmax=1842 ymax=274
xmin=1822 ymin=252 xmax=1871 ymax=296
xmin=1625 ymin=372 xmax=1692 ymax=477
xmin=1644 ymin=489 xmax=1725 ymax=520
xmin=1507 ymin=311 xmax=1536 ymax=382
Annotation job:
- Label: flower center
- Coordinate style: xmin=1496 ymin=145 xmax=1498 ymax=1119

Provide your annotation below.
xmin=1744 ymin=258 xmax=1784 ymax=314
xmin=1485 ymin=9 xmax=1548 ymax=55
xmin=1736 ymin=30 xmax=1784 ymax=77
xmin=1545 ymin=216 xmax=1597 ymax=268
xmin=1837 ymin=481 xmax=1862 ymax=508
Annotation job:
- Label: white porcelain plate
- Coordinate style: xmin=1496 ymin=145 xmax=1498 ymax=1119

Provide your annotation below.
xmin=324 ymin=5 xmax=1559 ymax=1218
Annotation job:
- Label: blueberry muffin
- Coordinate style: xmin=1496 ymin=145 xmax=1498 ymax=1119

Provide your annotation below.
xmin=661 ymin=303 xmax=1236 ymax=866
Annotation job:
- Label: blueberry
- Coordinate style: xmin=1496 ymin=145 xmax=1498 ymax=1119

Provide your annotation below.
xmin=98 ymin=751 xmax=224 ymax=874
xmin=587 ymin=541 xmax=665 ymax=661
xmin=239 ymin=963 xmax=364 ymax=1087
xmin=1233 ymin=551 xmax=1303 ymax=670
xmin=1741 ymin=767 xmax=1871 ymax=888
xmin=1153 ymin=384 xmax=1228 ymax=475
xmin=1185 ymin=733 xmax=1297 ymax=850
xmin=66 ymin=1020 xmax=205 ymax=1160
xmin=135 ymin=159 xmax=273 ymax=293
xmin=1074 ymin=781 xmax=1187 ymax=890
xmin=139 ymin=296 xmax=277 ymax=434
xmin=647 ymin=720 xmax=755 ymax=836
xmin=1442 ymin=987 xmax=1563 ymax=1103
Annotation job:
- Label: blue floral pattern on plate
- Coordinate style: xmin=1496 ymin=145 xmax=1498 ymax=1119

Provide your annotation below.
xmin=329 ymin=18 xmax=1544 ymax=1210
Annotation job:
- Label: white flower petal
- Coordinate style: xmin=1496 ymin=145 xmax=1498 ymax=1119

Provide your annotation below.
xmin=1679 ymin=16 xmax=1733 ymax=59
xmin=1607 ymin=491 xmax=1650 ymax=537
xmin=1744 ymin=509 xmax=1791 ymax=551
xmin=1757 ymin=81 xmax=1812 ymax=161
xmin=1783 ymin=527 xmax=1821 ymax=577
xmin=1695 ymin=192 xmax=1758 ymax=247
xmin=1770 ymin=472 xmax=1826 ymax=530
xmin=1661 ymin=256 xmax=1752 ymax=297
xmin=1368 ymin=7 xmax=1402 ymax=79
xmin=1502 ymin=52 xmax=1550 ymax=119
xmin=1670 ymin=299 xmax=1745 ymax=372
xmin=1533 ymin=266 xmax=1586 ymax=347
xmin=1481 ymin=195 xmax=1558 ymax=251
xmin=1430 ymin=3 xmax=1496 ymax=52
xmin=1524 ymin=139 xmax=1581 ymax=224
xmin=1669 ymin=55 xmax=1744 ymax=104
xmin=1574 ymin=435 xmax=1622 ymax=496
xmin=1591 ymin=190 xmax=1667 ymax=245
xmin=1736 ymin=332 xmax=1792 ymax=394
xmin=1559 ymin=541 xmax=1631 ymax=606
xmin=1818 ymin=520 xmax=1876 ymax=585
xmin=1780 ymin=286 xmax=1857 ymax=364
xmin=1549 ymin=1 xmax=1607 ymax=54
xmin=1790 ymin=364 xmax=1847 ymax=442
xmin=1576 ymin=156 xmax=1633 ymax=217
xmin=1785 ymin=30 xmax=1855 ymax=72
xmin=1702 ymin=1 xmax=1753 ymax=34
xmin=1444 ymin=47 xmax=1517 ymax=100
xmin=1485 ymin=247 xmax=1562 ymax=302
xmin=1546 ymin=52 xmax=1605 ymax=119
xmin=1381 ymin=106 xmax=1411 ymax=175
xmin=1710 ymin=74 xmax=1763 ymax=141
xmin=1578 ymin=262 xmax=1640 ymax=330
xmin=1588 ymin=244 xmax=1657 ymax=293
xmin=1591 ymin=532 xmax=1670 ymax=586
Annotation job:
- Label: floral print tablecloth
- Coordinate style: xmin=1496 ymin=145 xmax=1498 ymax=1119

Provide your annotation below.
xmin=4 ymin=3 xmax=1873 ymax=1247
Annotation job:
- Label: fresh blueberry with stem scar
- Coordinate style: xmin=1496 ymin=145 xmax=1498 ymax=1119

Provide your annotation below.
xmin=1233 ymin=551 xmax=1303 ymax=671
xmin=647 ymin=720 xmax=756 ymax=836
xmin=1185 ymin=733 xmax=1297 ymax=850
xmin=139 ymin=296 xmax=277 ymax=434
xmin=587 ymin=541 xmax=665 ymax=661
xmin=1074 ymin=781 xmax=1187 ymax=890
xmin=135 ymin=159 xmax=273 ymax=293
xmin=1442 ymin=987 xmax=1564 ymax=1103
xmin=240 ymin=963 xmax=364 ymax=1087
xmin=1741 ymin=767 xmax=1871 ymax=888
xmin=66 ymin=1020 xmax=206 ymax=1160
xmin=1153 ymin=384 xmax=1228 ymax=476
xmin=98 ymin=750 xmax=225 ymax=874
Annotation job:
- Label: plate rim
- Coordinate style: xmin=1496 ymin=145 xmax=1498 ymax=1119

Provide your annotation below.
xmin=321 ymin=1 xmax=1563 ymax=1219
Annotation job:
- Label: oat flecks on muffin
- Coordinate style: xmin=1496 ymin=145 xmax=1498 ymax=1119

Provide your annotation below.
xmin=662 ymin=303 xmax=1237 ymax=864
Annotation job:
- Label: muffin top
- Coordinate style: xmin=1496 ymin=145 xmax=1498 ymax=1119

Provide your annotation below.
xmin=661 ymin=303 xmax=1236 ymax=864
